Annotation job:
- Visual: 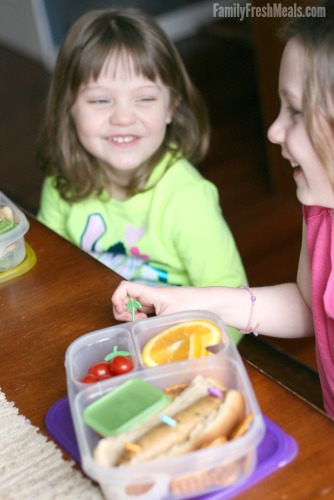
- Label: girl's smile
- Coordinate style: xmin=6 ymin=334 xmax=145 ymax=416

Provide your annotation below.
xmin=71 ymin=54 xmax=174 ymax=180
xmin=267 ymin=37 xmax=334 ymax=209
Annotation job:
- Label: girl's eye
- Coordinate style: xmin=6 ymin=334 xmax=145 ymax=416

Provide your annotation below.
xmin=138 ymin=96 xmax=156 ymax=102
xmin=89 ymin=98 xmax=109 ymax=104
xmin=288 ymin=105 xmax=302 ymax=118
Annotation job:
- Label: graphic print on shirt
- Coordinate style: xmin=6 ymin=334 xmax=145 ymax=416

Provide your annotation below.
xmin=125 ymin=224 xmax=150 ymax=260
xmin=80 ymin=213 xmax=168 ymax=284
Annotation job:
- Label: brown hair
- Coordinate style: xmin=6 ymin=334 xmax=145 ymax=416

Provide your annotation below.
xmin=37 ymin=8 xmax=209 ymax=202
xmin=281 ymin=1 xmax=334 ymax=187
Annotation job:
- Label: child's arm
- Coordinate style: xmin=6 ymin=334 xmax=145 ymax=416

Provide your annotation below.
xmin=112 ymin=280 xmax=313 ymax=338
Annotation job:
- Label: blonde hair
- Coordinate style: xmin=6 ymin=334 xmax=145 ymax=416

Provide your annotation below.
xmin=281 ymin=2 xmax=334 ymax=187
xmin=37 ymin=8 xmax=209 ymax=201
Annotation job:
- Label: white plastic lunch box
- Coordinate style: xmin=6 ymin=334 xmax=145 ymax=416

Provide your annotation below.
xmin=0 ymin=190 xmax=29 ymax=271
xmin=65 ymin=310 xmax=265 ymax=500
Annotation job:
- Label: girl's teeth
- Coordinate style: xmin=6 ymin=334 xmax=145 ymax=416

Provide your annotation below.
xmin=111 ymin=136 xmax=134 ymax=143
xmin=291 ymin=162 xmax=299 ymax=168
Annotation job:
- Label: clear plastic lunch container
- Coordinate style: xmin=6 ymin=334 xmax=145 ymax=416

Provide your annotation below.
xmin=0 ymin=190 xmax=29 ymax=272
xmin=65 ymin=311 xmax=266 ymax=500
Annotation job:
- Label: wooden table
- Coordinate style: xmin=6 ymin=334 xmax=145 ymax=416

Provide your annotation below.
xmin=2 ymin=215 xmax=334 ymax=499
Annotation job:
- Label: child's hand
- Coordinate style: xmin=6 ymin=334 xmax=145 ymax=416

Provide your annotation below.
xmin=112 ymin=281 xmax=205 ymax=321
xmin=112 ymin=281 xmax=170 ymax=321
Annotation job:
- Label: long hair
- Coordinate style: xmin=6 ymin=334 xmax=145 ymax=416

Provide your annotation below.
xmin=281 ymin=1 xmax=334 ymax=187
xmin=37 ymin=8 xmax=209 ymax=201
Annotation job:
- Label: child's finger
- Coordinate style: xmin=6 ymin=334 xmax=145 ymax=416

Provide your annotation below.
xmin=112 ymin=300 xmax=126 ymax=315
xmin=112 ymin=280 xmax=142 ymax=304
xmin=112 ymin=307 xmax=129 ymax=320
xmin=112 ymin=305 xmax=148 ymax=321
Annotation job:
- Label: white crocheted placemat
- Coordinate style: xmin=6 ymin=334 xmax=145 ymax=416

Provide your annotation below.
xmin=0 ymin=388 xmax=104 ymax=500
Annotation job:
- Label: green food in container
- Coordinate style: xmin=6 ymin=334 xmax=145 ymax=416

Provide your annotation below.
xmin=0 ymin=219 xmax=18 ymax=235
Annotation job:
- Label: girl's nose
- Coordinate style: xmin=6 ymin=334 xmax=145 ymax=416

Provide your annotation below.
xmin=267 ymin=113 xmax=284 ymax=145
xmin=109 ymin=102 xmax=135 ymax=126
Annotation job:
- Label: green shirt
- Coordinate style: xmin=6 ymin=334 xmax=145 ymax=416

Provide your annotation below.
xmin=38 ymin=153 xmax=247 ymax=343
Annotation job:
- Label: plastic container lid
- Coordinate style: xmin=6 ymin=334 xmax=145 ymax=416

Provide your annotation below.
xmin=83 ymin=378 xmax=171 ymax=437
xmin=0 ymin=242 xmax=36 ymax=283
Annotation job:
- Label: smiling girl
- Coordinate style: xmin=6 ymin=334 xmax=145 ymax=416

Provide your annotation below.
xmin=112 ymin=2 xmax=334 ymax=416
xmin=37 ymin=8 xmax=246 ymax=343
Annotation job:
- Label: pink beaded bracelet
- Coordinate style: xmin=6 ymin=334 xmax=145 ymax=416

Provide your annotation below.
xmin=240 ymin=285 xmax=260 ymax=336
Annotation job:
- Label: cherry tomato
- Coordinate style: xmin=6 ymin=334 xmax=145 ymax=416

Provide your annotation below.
xmin=88 ymin=361 xmax=112 ymax=380
xmin=80 ymin=373 xmax=99 ymax=384
xmin=109 ymin=355 xmax=134 ymax=375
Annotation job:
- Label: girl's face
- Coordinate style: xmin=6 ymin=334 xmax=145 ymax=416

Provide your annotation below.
xmin=71 ymin=54 xmax=174 ymax=176
xmin=267 ymin=37 xmax=334 ymax=208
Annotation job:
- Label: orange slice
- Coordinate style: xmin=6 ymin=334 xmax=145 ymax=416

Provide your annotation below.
xmin=141 ymin=319 xmax=222 ymax=367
